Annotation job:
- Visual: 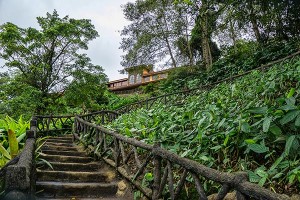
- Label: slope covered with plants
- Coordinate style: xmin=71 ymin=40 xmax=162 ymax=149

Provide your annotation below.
xmin=107 ymin=56 xmax=300 ymax=194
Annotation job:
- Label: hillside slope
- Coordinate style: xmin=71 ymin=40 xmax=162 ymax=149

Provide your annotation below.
xmin=107 ymin=56 xmax=300 ymax=194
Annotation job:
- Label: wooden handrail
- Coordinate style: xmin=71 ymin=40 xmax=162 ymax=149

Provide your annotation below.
xmin=74 ymin=114 xmax=292 ymax=200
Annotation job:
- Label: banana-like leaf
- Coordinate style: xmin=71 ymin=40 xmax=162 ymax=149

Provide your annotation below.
xmin=8 ymin=129 xmax=19 ymax=158
xmin=0 ymin=143 xmax=11 ymax=159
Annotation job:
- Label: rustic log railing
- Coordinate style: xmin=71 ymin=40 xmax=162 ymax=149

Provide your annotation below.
xmin=79 ymin=110 xmax=119 ymax=124
xmin=35 ymin=114 xmax=74 ymax=135
xmin=74 ymin=114 xmax=291 ymax=200
xmin=116 ymin=51 xmax=300 ymax=115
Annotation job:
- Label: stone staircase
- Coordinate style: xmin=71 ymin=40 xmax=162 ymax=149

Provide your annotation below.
xmin=36 ymin=135 xmax=131 ymax=199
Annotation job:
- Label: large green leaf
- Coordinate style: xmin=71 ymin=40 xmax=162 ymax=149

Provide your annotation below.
xmin=269 ymin=125 xmax=282 ymax=135
xmin=0 ymin=143 xmax=11 ymax=159
xmin=263 ymin=117 xmax=271 ymax=132
xmin=241 ymin=122 xmax=251 ymax=133
xmin=295 ymin=115 xmax=300 ymax=127
xmin=287 ymin=88 xmax=295 ymax=98
xmin=280 ymin=110 xmax=300 ymax=125
xmin=248 ymin=143 xmax=269 ymax=153
xmin=247 ymin=107 xmax=268 ymax=114
xmin=284 ymin=135 xmax=296 ymax=157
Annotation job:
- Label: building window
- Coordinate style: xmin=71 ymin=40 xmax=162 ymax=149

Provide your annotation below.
xmin=136 ymin=74 xmax=142 ymax=83
xmin=152 ymin=74 xmax=158 ymax=80
xmin=144 ymin=76 xmax=150 ymax=82
xmin=129 ymin=75 xmax=135 ymax=84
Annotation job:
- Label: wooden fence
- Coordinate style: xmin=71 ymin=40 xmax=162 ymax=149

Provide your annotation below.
xmin=74 ymin=113 xmax=291 ymax=200
xmin=35 ymin=115 xmax=74 ymax=135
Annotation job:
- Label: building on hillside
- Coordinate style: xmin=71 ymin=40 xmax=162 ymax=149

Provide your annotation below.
xmin=107 ymin=65 xmax=169 ymax=94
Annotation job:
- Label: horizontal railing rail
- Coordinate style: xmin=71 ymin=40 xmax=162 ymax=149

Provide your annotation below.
xmin=74 ymin=114 xmax=291 ymax=200
xmin=79 ymin=110 xmax=119 ymax=125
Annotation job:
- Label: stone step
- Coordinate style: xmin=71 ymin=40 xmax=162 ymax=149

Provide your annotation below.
xmin=37 ymin=170 xmax=115 ymax=183
xmin=37 ymin=162 xmax=104 ymax=171
xmin=44 ymin=142 xmax=74 ymax=147
xmin=46 ymin=138 xmax=73 ymax=144
xmin=36 ymin=181 xmax=118 ymax=198
xmin=51 ymin=135 xmax=73 ymax=138
xmin=39 ymin=154 xmax=93 ymax=163
xmin=40 ymin=150 xmax=86 ymax=157
xmin=36 ymin=197 xmax=129 ymax=200
xmin=41 ymin=144 xmax=78 ymax=151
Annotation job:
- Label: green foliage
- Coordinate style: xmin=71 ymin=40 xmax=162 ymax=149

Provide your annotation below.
xmin=107 ymin=57 xmax=300 ymax=193
xmin=161 ymin=39 xmax=300 ymax=93
xmin=100 ymin=91 xmax=144 ymax=111
xmin=0 ymin=116 xmax=29 ymax=168
xmin=64 ymin=65 xmax=108 ymax=112
xmin=0 ymin=10 xmax=104 ymax=115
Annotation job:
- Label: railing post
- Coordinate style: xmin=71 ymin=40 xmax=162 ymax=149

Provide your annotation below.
xmin=152 ymin=143 xmax=161 ymax=200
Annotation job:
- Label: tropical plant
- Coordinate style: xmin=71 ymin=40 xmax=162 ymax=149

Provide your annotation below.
xmin=0 ymin=116 xmax=29 ymax=168
xmin=107 ymin=56 xmax=300 ymax=194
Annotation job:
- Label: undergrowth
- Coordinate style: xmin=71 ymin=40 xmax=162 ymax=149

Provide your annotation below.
xmin=107 ymin=56 xmax=300 ymax=194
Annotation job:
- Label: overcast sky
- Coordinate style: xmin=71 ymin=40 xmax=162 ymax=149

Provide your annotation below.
xmin=0 ymin=0 xmax=133 ymax=81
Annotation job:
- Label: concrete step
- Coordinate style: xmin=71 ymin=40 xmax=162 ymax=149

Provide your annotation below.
xmin=36 ymin=181 xmax=118 ymax=198
xmin=39 ymin=154 xmax=93 ymax=163
xmin=37 ymin=161 xmax=105 ymax=171
xmin=40 ymin=150 xmax=86 ymax=157
xmin=37 ymin=170 xmax=115 ymax=183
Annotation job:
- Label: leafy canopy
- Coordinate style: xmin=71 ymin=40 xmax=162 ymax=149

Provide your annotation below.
xmin=0 ymin=10 xmax=107 ymax=115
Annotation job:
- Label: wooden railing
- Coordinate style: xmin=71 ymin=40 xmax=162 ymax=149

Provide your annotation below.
xmin=79 ymin=110 xmax=119 ymax=124
xmin=35 ymin=115 xmax=74 ymax=135
xmin=74 ymin=114 xmax=291 ymax=200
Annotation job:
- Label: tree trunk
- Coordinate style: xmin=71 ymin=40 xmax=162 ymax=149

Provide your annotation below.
xmin=185 ymin=15 xmax=194 ymax=66
xmin=229 ymin=16 xmax=237 ymax=52
xmin=249 ymin=1 xmax=262 ymax=43
xmin=250 ymin=16 xmax=262 ymax=43
xmin=162 ymin=15 xmax=177 ymax=68
xmin=200 ymin=7 xmax=213 ymax=71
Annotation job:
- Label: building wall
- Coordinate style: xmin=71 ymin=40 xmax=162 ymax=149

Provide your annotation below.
xmin=108 ymin=69 xmax=169 ymax=93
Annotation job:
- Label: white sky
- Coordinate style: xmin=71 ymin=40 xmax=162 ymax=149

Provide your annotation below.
xmin=0 ymin=0 xmax=133 ymax=81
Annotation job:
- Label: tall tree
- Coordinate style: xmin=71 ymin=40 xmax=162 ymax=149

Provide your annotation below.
xmin=120 ymin=0 xmax=183 ymax=69
xmin=175 ymin=0 xmax=225 ymax=71
xmin=0 ymin=10 xmax=107 ymax=114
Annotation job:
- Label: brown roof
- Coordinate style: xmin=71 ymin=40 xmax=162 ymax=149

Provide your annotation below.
xmin=108 ymin=78 xmax=128 ymax=84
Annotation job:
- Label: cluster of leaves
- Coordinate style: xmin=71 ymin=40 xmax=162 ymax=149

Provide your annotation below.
xmin=162 ymin=38 xmax=300 ymax=93
xmin=99 ymin=91 xmax=146 ymax=111
xmin=107 ymin=57 xmax=300 ymax=194
xmin=0 ymin=116 xmax=29 ymax=167
xmin=0 ymin=10 xmax=107 ymax=116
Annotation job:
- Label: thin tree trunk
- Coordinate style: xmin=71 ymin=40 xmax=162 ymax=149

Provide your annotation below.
xmin=229 ymin=15 xmax=237 ymax=52
xmin=250 ymin=16 xmax=262 ymax=43
xmin=200 ymin=9 xmax=213 ymax=71
xmin=162 ymin=15 xmax=177 ymax=68
xmin=185 ymin=15 xmax=194 ymax=66
xmin=249 ymin=1 xmax=262 ymax=43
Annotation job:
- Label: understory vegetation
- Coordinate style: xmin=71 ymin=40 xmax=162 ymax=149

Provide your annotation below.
xmin=1 ymin=0 xmax=300 ymax=197
xmin=107 ymin=57 xmax=300 ymax=194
